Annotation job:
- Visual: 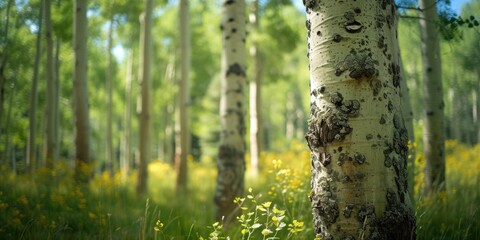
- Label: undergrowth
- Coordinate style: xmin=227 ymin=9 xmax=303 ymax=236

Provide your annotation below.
xmin=0 ymin=140 xmax=479 ymax=239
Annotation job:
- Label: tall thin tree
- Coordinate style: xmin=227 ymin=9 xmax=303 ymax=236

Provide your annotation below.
xmin=136 ymin=0 xmax=153 ymax=195
xmin=175 ymin=0 xmax=190 ymax=192
xmin=74 ymin=0 xmax=91 ymax=181
xmin=106 ymin=17 xmax=115 ymax=176
xmin=122 ymin=50 xmax=134 ymax=178
xmin=45 ymin=0 xmax=57 ymax=166
xmin=249 ymin=0 xmax=262 ymax=177
xmin=27 ymin=0 xmax=44 ymax=170
xmin=304 ymin=1 xmax=416 ymax=238
xmin=419 ymin=0 xmax=446 ymax=195
xmin=214 ymin=0 xmax=247 ymax=225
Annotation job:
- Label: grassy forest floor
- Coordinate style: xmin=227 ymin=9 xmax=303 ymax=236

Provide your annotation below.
xmin=1 ymin=140 xmax=479 ymax=239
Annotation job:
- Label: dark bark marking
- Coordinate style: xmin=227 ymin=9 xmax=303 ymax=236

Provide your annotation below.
xmin=226 ymin=63 xmax=246 ymax=77
xmin=303 ymin=0 xmax=317 ymax=13
xmin=354 ymin=152 xmax=366 ymax=164
xmin=333 ymin=33 xmax=343 ymax=42
xmin=336 ymin=49 xmax=378 ymax=79
xmin=344 ymin=11 xmax=363 ymax=33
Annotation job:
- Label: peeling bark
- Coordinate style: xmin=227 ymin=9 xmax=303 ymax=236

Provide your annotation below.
xmin=305 ymin=1 xmax=415 ymax=239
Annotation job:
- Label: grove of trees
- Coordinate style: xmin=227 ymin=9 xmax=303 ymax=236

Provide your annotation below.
xmin=0 ymin=0 xmax=479 ymax=238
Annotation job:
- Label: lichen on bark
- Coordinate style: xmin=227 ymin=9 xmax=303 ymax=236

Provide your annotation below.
xmin=305 ymin=0 xmax=416 ymax=239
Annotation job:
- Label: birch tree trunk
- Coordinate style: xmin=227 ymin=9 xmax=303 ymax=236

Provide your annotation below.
xmin=74 ymin=0 xmax=91 ymax=181
xmin=122 ymin=51 xmax=134 ymax=177
xmin=27 ymin=1 xmax=43 ymax=171
xmin=214 ymin=0 xmax=247 ymax=224
xmin=419 ymin=0 xmax=446 ymax=195
xmin=45 ymin=0 xmax=57 ymax=166
xmin=0 ymin=0 xmax=13 ymax=137
xmin=136 ymin=0 xmax=153 ymax=195
xmin=249 ymin=0 xmax=262 ymax=177
xmin=106 ymin=17 xmax=115 ymax=176
xmin=175 ymin=0 xmax=190 ymax=192
xmin=305 ymin=1 xmax=416 ymax=239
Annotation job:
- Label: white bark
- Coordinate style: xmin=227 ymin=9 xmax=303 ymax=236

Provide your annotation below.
xmin=214 ymin=0 xmax=247 ymax=225
xmin=305 ymin=1 xmax=415 ymax=238
xmin=249 ymin=0 xmax=262 ymax=177
xmin=419 ymin=0 xmax=446 ymax=195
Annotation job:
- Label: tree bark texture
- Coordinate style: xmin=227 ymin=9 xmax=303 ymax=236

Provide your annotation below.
xmin=74 ymin=0 xmax=91 ymax=181
xmin=175 ymin=0 xmax=190 ymax=192
xmin=304 ymin=1 xmax=416 ymax=239
xmin=214 ymin=0 xmax=247 ymax=225
xmin=27 ymin=0 xmax=44 ymax=170
xmin=419 ymin=0 xmax=446 ymax=195
xmin=399 ymin=57 xmax=416 ymax=207
xmin=249 ymin=0 xmax=262 ymax=177
xmin=136 ymin=0 xmax=153 ymax=195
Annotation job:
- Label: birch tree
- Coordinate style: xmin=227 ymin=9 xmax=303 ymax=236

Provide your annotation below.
xmin=73 ymin=0 xmax=91 ymax=181
xmin=419 ymin=0 xmax=446 ymax=195
xmin=45 ymin=0 xmax=58 ymax=166
xmin=27 ymin=0 xmax=44 ymax=170
xmin=249 ymin=0 xmax=262 ymax=177
xmin=175 ymin=0 xmax=190 ymax=192
xmin=106 ymin=17 xmax=115 ymax=176
xmin=304 ymin=1 xmax=416 ymax=239
xmin=136 ymin=0 xmax=153 ymax=195
xmin=214 ymin=0 xmax=247 ymax=224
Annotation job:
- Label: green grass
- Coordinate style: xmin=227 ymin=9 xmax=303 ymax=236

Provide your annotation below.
xmin=1 ymin=141 xmax=479 ymax=239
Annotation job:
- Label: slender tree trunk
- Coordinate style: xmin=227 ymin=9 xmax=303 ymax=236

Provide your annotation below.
xmin=286 ymin=92 xmax=295 ymax=140
xmin=294 ymin=86 xmax=306 ymax=140
xmin=214 ymin=0 xmax=247 ymax=225
xmin=74 ymin=0 xmax=91 ymax=182
xmin=419 ymin=0 xmax=446 ymax=195
xmin=175 ymin=0 xmax=190 ymax=192
xmin=27 ymin=1 xmax=44 ymax=171
xmin=305 ymin=1 xmax=415 ymax=239
xmin=136 ymin=0 xmax=153 ymax=195
xmin=163 ymin=56 xmax=175 ymax=164
xmin=249 ymin=0 xmax=262 ymax=176
xmin=45 ymin=0 xmax=57 ymax=166
xmin=106 ymin=17 xmax=115 ymax=176
xmin=122 ymin=51 xmax=134 ymax=178
xmin=54 ymin=35 xmax=61 ymax=162
xmin=54 ymin=0 xmax=62 ymax=163
xmin=5 ymin=82 xmax=15 ymax=170
xmin=0 ymin=0 xmax=13 ymax=137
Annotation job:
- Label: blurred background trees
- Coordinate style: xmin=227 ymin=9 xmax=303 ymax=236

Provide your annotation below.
xmin=0 ymin=0 xmax=478 ymax=219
